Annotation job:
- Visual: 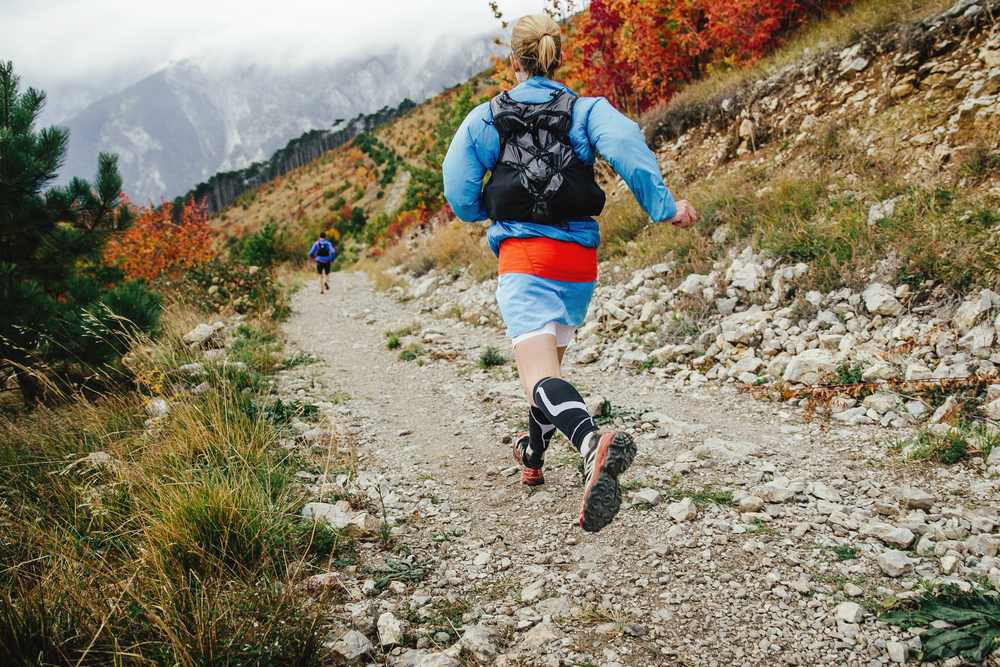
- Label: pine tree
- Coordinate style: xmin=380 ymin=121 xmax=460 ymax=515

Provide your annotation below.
xmin=0 ymin=61 xmax=162 ymax=405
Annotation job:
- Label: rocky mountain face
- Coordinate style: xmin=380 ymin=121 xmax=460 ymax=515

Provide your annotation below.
xmin=58 ymin=35 xmax=500 ymax=203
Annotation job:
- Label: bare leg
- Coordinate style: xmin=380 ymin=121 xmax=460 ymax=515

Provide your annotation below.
xmin=513 ymin=334 xmax=568 ymax=406
xmin=318 ymin=270 xmax=324 ymax=293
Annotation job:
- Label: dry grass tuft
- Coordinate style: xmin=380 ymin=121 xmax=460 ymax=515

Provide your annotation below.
xmin=358 ymin=220 xmax=497 ymax=289
xmin=0 ymin=311 xmax=360 ymax=665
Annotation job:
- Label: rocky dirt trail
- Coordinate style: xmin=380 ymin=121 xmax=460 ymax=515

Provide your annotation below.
xmin=275 ymin=271 xmax=1000 ymax=667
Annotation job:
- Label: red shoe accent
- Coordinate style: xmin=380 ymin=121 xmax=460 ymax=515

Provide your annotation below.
xmin=521 ymin=468 xmax=545 ymax=485
xmin=513 ymin=432 xmax=544 ymax=486
xmin=579 ymin=434 xmax=611 ymax=525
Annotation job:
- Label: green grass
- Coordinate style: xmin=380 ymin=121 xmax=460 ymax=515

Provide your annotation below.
xmin=659 ymin=486 xmax=737 ymax=508
xmin=397 ymin=596 xmax=470 ymax=643
xmin=833 ymin=544 xmax=861 ymax=561
xmin=890 ymin=422 xmax=1000 ymax=465
xmin=0 ymin=315 xmax=360 ymax=666
xmin=477 ymin=346 xmax=507 ymax=368
xmin=398 ymin=344 xmax=424 ymax=361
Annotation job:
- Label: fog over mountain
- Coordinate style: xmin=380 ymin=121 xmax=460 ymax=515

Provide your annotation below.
xmin=56 ymin=34 xmax=501 ymax=203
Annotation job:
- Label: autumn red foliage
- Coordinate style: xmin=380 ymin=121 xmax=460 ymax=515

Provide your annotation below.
xmin=496 ymin=0 xmax=853 ymax=115
xmin=104 ymin=196 xmax=217 ymax=282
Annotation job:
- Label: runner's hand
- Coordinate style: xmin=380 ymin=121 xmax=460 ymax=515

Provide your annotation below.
xmin=666 ymin=200 xmax=697 ymax=228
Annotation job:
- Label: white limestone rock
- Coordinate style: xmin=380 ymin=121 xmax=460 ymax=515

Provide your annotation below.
xmin=331 ymin=629 xmax=373 ymax=663
xmin=878 ymin=550 xmax=915 ymax=577
xmin=862 ymin=284 xmax=903 ymax=317
xmin=667 ymin=498 xmax=698 ymax=522
xmin=782 ymin=349 xmax=836 ymax=385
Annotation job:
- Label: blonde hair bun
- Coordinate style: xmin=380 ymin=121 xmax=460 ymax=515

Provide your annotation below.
xmin=511 ymin=14 xmax=561 ymax=78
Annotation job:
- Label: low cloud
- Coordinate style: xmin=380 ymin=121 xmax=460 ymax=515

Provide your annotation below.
xmin=2 ymin=0 xmax=544 ymax=93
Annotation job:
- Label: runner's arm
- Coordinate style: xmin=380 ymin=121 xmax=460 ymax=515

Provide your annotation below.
xmin=583 ymin=98 xmax=677 ymax=223
xmin=443 ymin=102 xmax=496 ymax=222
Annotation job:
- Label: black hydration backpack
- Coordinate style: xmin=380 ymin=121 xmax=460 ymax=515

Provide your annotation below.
xmin=482 ymin=89 xmax=606 ymax=226
xmin=316 ymin=241 xmax=331 ymax=259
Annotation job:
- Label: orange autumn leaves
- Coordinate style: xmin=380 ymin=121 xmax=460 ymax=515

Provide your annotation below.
xmin=532 ymin=0 xmax=854 ymax=115
xmin=103 ymin=196 xmax=217 ymax=282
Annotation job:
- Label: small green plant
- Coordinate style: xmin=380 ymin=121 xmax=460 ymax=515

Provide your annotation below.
xmin=368 ymin=556 xmax=425 ymax=590
xmin=882 ymin=585 xmax=1000 ymax=663
xmin=478 ymin=346 xmax=507 ymax=368
xmin=833 ymin=361 xmax=866 ymax=385
xmin=833 ymin=544 xmax=860 ymax=561
xmin=376 ymin=522 xmax=395 ymax=548
xmin=398 ymin=344 xmax=424 ymax=361
xmin=386 ymin=334 xmax=401 ymax=350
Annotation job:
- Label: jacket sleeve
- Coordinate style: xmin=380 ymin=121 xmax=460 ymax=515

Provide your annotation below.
xmin=443 ymin=102 xmax=494 ymax=222
xmin=308 ymin=241 xmax=317 ymax=259
xmin=584 ymin=98 xmax=677 ymax=223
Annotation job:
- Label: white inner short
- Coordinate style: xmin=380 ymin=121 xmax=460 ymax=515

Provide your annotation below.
xmin=511 ymin=321 xmax=576 ymax=349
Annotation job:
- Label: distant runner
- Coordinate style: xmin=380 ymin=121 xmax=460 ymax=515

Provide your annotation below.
xmin=308 ymin=232 xmax=336 ymax=294
xmin=443 ymin=14 xmax=696 ymax=532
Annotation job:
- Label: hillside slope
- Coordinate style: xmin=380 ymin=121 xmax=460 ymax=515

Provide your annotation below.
xmin=365 ymin=0 xmax=1000 ymax=433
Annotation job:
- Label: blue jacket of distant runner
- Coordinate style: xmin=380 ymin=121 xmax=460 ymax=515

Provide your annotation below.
xmin=309 ymin=239 xmax=336 ymax=262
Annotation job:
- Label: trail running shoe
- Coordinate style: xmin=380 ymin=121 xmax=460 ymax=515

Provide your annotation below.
xmin=513 ymin=432 xmax=544 ymax=486
xmin=324 ymin=281 xmax=330 ymax=290
xmin=579 ymin=432 xmax=637 ymax=533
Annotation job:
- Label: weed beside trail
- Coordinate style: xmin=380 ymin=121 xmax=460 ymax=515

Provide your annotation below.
xmin=0 ymin=316 xmax=363 ymax=666
xmin=478 ymin=346 xmax=507 ymax=369
xmin=882 ymin=585 xmax=1000 ymax=663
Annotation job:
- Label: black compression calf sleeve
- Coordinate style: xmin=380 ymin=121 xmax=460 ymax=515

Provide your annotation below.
xmin=532 ymin=377 xmax=598 ymax=452
xmin=525 ymin=406 xmax=555 ymax=468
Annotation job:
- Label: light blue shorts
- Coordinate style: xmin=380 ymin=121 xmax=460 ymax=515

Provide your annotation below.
xmin=495 ymin=273 xmax=595 ymax=339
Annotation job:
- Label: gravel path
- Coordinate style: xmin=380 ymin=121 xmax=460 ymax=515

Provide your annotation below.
xmin=278 ymin=271 xmax=997 ymax=667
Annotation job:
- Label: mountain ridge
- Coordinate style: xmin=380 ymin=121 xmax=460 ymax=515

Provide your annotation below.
xmin=57 ymin=33 xmax=502 ymax=203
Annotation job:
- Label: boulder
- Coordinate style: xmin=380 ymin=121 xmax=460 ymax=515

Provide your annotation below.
xmin=520 ymin=580 xmax=545 ymax=602
xmin=782 ymin=349 xmax=836 ymax=385
xmin=887 ymin=641 xmax=909 ymax=664
xmin=862 ymin=284 xmax=903 ymax=317
xmin=835 ymin=601 xmax=864 ymax=624
xmin=861 ymin=364 xmax=899 ymax=382
xmin=759 ymin=483 xmax=794 ymax=504
xmin=519 ymin=621 xmax=563 ymax=650
xmin=535 ymin=596 xmax=572 ymax=618
xmin=414 ymin=654 xmax=461 ymax=667
xmin=898 ymin=487 xmax=935 ymax=510
xmin=330 ymin=629 xmax=373 ymax=663
xmin=459 ymin=625 xmax=498 ymax=662
xmin=965 ymin=534 xmax=999 ymax=557
xmin=929 ymin=396 xmax=961 ymax=425
xmin=667 ymin=498 xmax=698 ymax=522
xmin=377 ymin=612 xmax=406 ymax=646
xmin=182 ymin=322 xmax=226 ymax=347
xmin=303 ymin=502 xmax=354 ymax=530
xmin=344 ymin=512 xmax=379 ymax=538
xmin=877 ymin=550 xmax=915 ymax=577
xmin=860 ymin=521 xmax=915 ymax=548
xmin=631 ymin=488 xmax=662 ymax=506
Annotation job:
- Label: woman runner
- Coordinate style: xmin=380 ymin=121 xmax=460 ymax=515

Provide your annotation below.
xmin=443 ymin=14 xmax=696 ymax=532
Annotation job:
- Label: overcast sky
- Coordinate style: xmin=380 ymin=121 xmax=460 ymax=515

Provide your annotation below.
xmin=1 ymin=0 xmax=545 ymax=121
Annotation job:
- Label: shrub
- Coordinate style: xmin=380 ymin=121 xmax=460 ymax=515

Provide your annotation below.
xmin=0 ymin=61 xmax=163 ymax=405
xmin=181 ymin=260 xmax=289 ymax=318
xmin=478 ymin=346 xmax=507 ymax=368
